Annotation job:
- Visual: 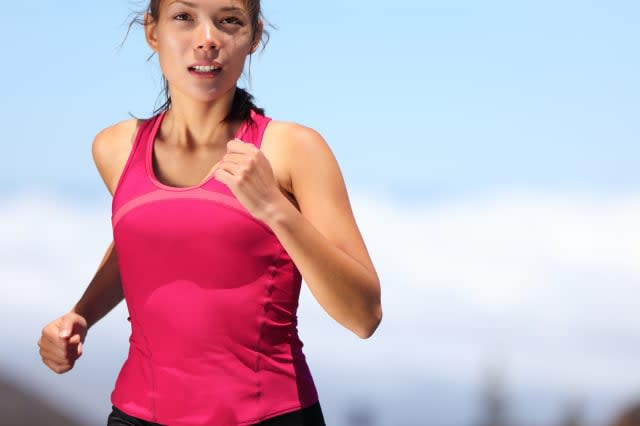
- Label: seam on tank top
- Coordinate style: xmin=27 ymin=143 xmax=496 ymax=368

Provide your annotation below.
xmin=253 ymin=244 xmax=286 ymax=421
xmin=111 ymin=117 xmax=156 ymax=213
xmin=112 ymin=188 xmax=275 ymax=234
xmin=130 ymin=316 xmax=158 ymax=422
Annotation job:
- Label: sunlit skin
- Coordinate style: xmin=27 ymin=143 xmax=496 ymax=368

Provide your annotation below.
xmin=38 ymin=0 xmax=382 ymax=375
xmin=149 ymin=0 xmax=260 ymax=104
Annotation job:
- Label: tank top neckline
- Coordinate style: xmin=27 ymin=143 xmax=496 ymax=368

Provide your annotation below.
xmin=145 ymin=110 xmax=252 ymax=192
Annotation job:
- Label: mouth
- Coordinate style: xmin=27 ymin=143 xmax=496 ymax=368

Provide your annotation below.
xmin=187 ymin=63 xmax=223 ymax=79
xmin=188 ymin=65 xmax=222 ymax=73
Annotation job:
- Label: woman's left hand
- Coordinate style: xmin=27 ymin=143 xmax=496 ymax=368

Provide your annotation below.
xmin=213 ymin=139 xmax=284 ymax=222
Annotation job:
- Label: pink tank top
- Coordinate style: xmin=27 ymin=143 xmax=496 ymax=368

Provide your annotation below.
xmin=110 ymin=110 xmax=318 ymax=426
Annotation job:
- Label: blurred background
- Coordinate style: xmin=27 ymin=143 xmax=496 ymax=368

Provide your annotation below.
xmin=1 ymin=0 xmax=639 ymax=425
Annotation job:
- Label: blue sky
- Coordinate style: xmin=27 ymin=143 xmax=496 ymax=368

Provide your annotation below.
xmin=1 ymin=0 xmax=638 ymax=201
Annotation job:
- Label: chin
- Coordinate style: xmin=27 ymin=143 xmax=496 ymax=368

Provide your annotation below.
xmin=188 ymin=85 xmax=237 ymax=103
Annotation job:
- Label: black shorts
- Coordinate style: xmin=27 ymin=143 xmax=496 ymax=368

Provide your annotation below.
xmin=107 ymin=402 xmax=326 ymax=426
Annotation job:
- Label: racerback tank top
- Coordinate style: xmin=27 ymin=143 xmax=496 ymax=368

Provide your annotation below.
xmin=110 ymin=109 xmax=319 ymax=426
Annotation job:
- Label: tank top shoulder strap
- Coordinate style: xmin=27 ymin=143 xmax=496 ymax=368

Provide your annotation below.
xmin=112 ymin=113 xmax=163 ymax=204
xmin=238 ymin=109 xmax=272 ymax=149
xmin=137 ymin=113 xmax=164 ymax=147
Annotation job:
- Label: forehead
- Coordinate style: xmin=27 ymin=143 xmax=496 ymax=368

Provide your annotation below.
xmin=163 ymin=0 xmax=249 ymax=11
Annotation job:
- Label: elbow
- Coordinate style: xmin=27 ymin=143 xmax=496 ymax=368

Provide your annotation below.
xmin=355 ymin=303 xmax=383 ymax=339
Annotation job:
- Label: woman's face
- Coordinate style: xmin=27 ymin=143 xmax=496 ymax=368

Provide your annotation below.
xmin=145 ymin=0 xmax=259 ymax=103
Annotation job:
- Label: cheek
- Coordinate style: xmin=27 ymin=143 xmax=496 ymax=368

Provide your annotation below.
xmin=228 ymin=36 xmax=254 ymax=62
xmin=157 ymin=34 xmax=191 ymax=75
xmin=162 ymin=33 xmax=189 ymax=56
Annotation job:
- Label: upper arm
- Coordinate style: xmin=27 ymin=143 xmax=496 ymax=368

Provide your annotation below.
xmin=283 ymin=123 xmax=377 ymax=275
xmin=91 ymin=119 xmax=140 ymax=196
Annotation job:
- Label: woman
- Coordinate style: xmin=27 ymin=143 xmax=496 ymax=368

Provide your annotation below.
xmin=37 ymin=0 xmax=382 ymax=424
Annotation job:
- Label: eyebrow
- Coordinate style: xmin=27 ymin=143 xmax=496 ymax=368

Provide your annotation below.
xmin=168 ymin=1 xmax=246 ymax=13
xmin=169 ymin=0 xmax=198 ymax=7
xmin=220 ymin=6 xmax=245 ymax=13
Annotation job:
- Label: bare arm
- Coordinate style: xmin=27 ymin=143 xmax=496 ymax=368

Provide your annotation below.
xmin=39 ymin=241 xmax=124 ymax=373
xmin=38 ymin=119 xmax=138 ymax=373
xmin=71 ymin=119 xmax=139 ymax=328
xmin=267 ymin=125 xmax=382 ymax=338
xmin=214 ymin=122 xmax=382 ymax=339
xmin=70 ymin=240 xmax=124 ymax=329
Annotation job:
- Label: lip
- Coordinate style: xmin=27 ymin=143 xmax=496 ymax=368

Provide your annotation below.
xmin=188 ymin=61 xmax=223 ymax=69
xmin=187 ymin=61 xmax=223 ymax=79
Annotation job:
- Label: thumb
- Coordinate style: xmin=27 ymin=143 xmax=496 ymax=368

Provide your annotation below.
xmin=58 ymin=319 xmax=71 ymax=339
xmin=58 ymin=313 xmax=80 ymax=339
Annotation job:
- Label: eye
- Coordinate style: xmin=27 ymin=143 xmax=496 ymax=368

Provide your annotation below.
xmin=220 ymin=16 xmax=243 ymax=25
xmin=174 ymin=13 xmax=193 ymax=22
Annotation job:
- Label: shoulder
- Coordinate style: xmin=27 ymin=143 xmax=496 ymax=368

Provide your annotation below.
xmin=263 ymin=119 xmax=345 ymax=195
xmin=265 ymin=120 xmax=327 ymax=147
xmin=263 ymin=120 xmax=334 ymax=164
xmin=262 ymin=120 xmax=338 ymax=196
xmin=92 ymin=118 xmax=143 ymax=195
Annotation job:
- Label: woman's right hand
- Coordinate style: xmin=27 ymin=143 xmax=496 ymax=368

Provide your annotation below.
xmin=38 ymin=312 xmax=88 ymax=374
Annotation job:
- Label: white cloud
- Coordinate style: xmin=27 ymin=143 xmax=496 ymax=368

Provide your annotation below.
xmin=1 ymin=188 xmax=639 ymax=426
xmin=342 ymin=189 xmax=640 ymax=394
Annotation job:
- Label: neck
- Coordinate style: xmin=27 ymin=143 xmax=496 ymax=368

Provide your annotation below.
xmin=161 ymin=86 xmax=239 ymax=149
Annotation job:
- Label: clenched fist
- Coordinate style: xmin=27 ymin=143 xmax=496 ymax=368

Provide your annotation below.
xmin=38 ymin=312 xmax=88 ymax=374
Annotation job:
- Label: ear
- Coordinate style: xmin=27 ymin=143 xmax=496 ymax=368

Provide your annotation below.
xmin=144 ymin=12 xmax=159 ymax=52
xmin=249 ymin=20 xmax=264 ymax=54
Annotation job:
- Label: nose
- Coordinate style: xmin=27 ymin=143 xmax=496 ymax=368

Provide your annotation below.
xmin=196 ymin=21 xmax=219 ymax=52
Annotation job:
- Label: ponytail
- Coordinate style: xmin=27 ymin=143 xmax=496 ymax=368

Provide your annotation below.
xmin=225 ymin=87 xmax=265 ymax=123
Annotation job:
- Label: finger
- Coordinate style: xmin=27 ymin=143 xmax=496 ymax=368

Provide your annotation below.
xmin=213 ymin=167 xmax=235 ymax=187
xmin=216 ymin=161 xmax=242 ymax=176
xmin=41 ymin=333 xmax=78 ymax=357
xmin=39 ymin=336 xmax=68 ymax=357
xmin=58 ymin=317 xmax=72 ymax=338
xmin=226 ymin=139 xmax=255 ymax=154
xmin=59 ymin=321 xmax=78 ymax=339
xmin=43 ymin=357 xmax=73 ymax=375
xmin=40 ymin=344 xmax=71 ymax=363
xmin=41 ymin=351 xmax=71 ymax=368
xmin=42 ymin=332 xmax=69 ymax=349
xmin=68 ymin=315 xmax=88 ymax=339
xmin=59 ymin=313 xmax=88 ymax=339
xmin=221 ymin=152 xmax=246 ymax=164
xmin=68 ymin=334 xmax=82 ymax=345
xmin=38 ymin=344 xmax=57 ymax=360
xmin=52 ymin=344 xmax=83 ymax=361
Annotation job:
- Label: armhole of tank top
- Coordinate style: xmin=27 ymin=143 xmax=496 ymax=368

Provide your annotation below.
xmin=251 ymin=111 xmax=272 ymax=150
xmin=112 ymin=117 xmax=153 ymax=200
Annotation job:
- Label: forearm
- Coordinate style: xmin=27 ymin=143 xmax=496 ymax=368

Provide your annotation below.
xmin=70 ymin=241 xmax=124 ymax=330
xmin=264 ymin=198 xmax=382 ymax=339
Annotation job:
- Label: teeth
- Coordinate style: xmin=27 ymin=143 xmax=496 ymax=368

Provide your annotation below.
xmin=192 ymin=65 xmax=220 ymax=72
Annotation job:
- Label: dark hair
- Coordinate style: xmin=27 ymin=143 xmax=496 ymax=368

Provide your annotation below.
xmin=126 ymin=0 xmax=269 ymax=122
